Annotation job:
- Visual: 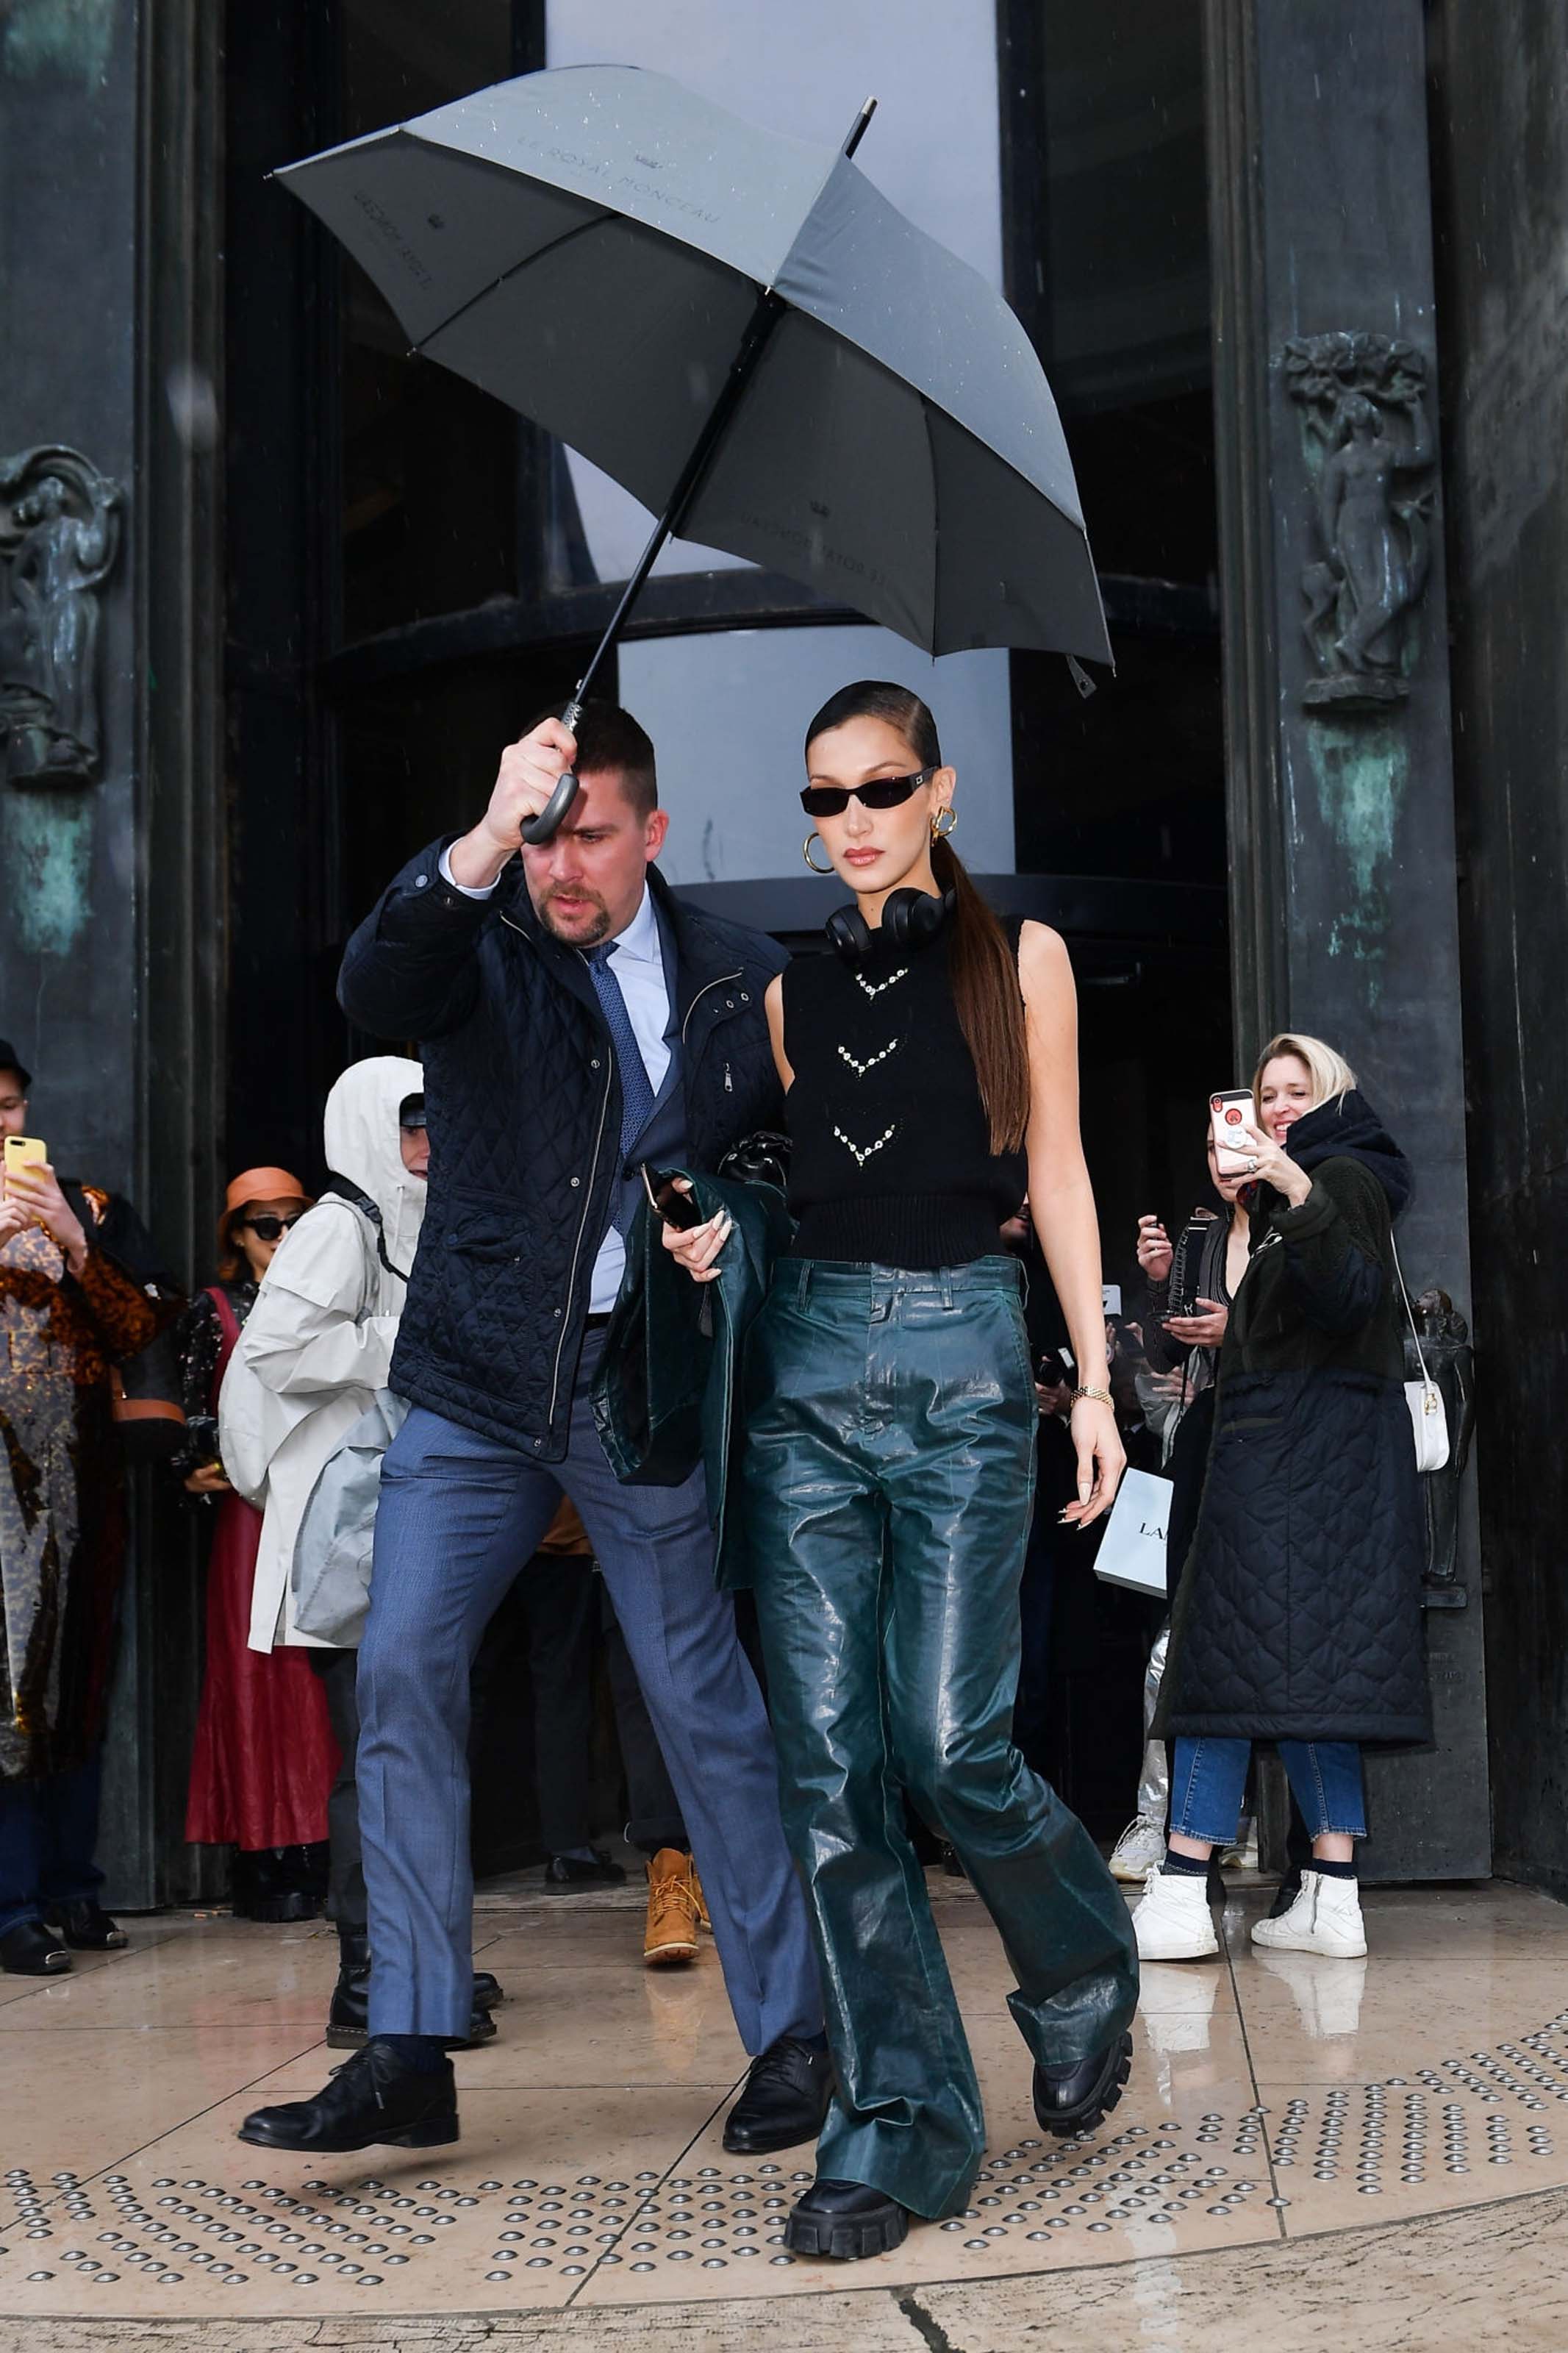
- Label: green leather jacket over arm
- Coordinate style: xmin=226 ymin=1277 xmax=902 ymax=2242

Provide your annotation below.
xmin=590 ymin=1171 xmax=792 ymax=1590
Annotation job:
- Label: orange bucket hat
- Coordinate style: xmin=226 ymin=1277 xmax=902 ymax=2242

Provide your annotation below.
xmin=224 ymin=1167 xmax=307 ymax=1215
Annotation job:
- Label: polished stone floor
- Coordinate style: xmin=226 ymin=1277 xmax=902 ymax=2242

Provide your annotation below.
xmin=0 ymin=1865 xmax=1565 ymax=2344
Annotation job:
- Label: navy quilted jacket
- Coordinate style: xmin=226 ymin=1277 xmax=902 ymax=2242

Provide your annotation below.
xmin=1161 ymin=1152 xmax=1431 ymax=1743
xmin=337 ymin=846 xmax=787 ymax=1457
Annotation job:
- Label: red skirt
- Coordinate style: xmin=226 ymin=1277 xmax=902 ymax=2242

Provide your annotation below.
xmin=184 ymin=1492 xmax=339 ymax=1849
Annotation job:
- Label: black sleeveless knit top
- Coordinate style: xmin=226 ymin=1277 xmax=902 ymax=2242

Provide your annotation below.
xmin=781 ymin=922 xmax=1028 ymax=1267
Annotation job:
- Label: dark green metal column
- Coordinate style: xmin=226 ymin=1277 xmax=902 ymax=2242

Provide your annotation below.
xmin=0 ymin=0 xmax=225 ymax=1907
xmin=1204 ymin=0 xmax=1489 ymax=1878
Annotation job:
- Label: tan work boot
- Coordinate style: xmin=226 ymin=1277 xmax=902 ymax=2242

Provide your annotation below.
xmin=690 ymin=1863 xmax=712 ymax=1934
xmin=643 ymin=1847 xmax=701 ymax=1966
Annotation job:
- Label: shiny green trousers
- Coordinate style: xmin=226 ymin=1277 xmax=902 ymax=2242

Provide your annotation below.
xmin=745 ymin=1257 xmax=1139 ymax=2219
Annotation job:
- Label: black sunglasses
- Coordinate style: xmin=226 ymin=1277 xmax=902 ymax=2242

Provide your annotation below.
xmin=799 ymin=766 xmax=936 ymax=819
xmin=241 ymin=1212 xmax=306 ymax=1242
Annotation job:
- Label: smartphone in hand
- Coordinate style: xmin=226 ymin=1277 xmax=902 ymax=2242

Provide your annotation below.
xmin=640 ymin=1163 xmax=705 ymax=1232
xmin=2 ymin=1135 xmax=47 ymax=1193
xmin=1209 ymin=1090 xmax=1254 ymax=1179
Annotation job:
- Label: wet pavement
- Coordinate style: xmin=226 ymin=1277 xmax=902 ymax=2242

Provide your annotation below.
xmin=0 ymin=1868 xmax=1564 ymax=2343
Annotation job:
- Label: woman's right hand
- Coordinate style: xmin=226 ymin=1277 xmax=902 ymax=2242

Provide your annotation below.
xmin=1164 ymin=1298 xmax=1228 ymax=1349
xmin=184 ymin=1462 xmax=232 ymax=1496
xmin=1136 ymin=1213 xmax=1173 ymax=1283
xmin=657 ymin=1182 xmax=734 ymax=1285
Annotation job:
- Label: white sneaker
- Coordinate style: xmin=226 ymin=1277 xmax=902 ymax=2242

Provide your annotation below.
xmin=1109 ymin=1816 xmax=1167 ymax=1882
xmin=1250 ymin=1869 xmax=1367 ymax=1958
xmin=1131 ymin=1866 xmax=1220 ymax=1961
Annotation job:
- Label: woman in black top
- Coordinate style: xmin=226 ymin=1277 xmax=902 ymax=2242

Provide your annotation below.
xmin=664 ymin=681 xmax=1139 ymax=2260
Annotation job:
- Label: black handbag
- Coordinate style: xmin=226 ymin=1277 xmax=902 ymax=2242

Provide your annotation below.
xmin=68 ymin=1182 xmax=188 ymax=1463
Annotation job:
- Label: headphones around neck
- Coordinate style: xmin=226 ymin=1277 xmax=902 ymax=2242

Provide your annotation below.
xmin=825 ymin=885 xmax=957 ymax=966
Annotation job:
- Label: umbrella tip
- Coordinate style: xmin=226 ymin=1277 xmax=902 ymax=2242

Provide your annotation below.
xmin=843 ymin=96 xmax=877 ymax=160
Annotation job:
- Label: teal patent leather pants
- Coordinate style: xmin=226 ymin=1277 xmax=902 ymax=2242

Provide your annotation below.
xmin=745 ymin=1257 xmax=1139 ymax=2220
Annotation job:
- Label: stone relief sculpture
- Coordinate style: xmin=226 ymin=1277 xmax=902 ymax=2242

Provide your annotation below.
xmin=0 ymin=445 xmax=123 ymax=783
xmin=1284 ymin=332 xmax=1436 ymax=707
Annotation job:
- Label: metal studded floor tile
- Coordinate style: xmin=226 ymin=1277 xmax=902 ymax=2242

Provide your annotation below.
xmin=0 ymin=1885 xmax=1564 ymax=2316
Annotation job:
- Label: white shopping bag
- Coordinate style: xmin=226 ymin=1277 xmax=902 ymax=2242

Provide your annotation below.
xmin=1092 ymin=1467 xmax=1174 ymax=1597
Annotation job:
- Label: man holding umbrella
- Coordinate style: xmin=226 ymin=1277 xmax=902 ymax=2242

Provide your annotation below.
xmin=238 ymin=703 xmax=828 ymax=2157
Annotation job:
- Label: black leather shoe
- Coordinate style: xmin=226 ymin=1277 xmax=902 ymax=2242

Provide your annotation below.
xmin=1033 ymin=2030 xmax=1133 ymax=2138
xmin=783 ymin=2177 xmax=909 ymax=2261
xmin=326 ymin=1981 xmax=495 ymax=2054
xmin=43 ymin=1900 xmax=127 ymax=1951
xmin=238 ymin=2040 xmax=458 ymax=2152
xmin=324 ymin=1928 xmax=372 ymax=2050
xmin=723 ymin=2034 xmax=834 ymax=2154
xmin=327 ymin=2004 xmax=495 ymax=2053
xmin=324 ymin=1932 xmax=502 ymax=2051
xmin=1 ymin=1920 xmax=71 ymax=1976
xmin=231 ymin=1844 xmax=327 ymax=1924
xmin=542 ymin=1850 xmax=627 ymax=1888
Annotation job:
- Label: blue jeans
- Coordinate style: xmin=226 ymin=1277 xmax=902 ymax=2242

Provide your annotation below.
xmin=0 ymin=1755 xmax=107 ymax=1937
xmin=1170 ymin=1735 xmax=1366 ymax=1846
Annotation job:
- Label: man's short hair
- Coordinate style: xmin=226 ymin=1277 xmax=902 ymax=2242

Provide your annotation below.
xmin=529 ymin=699 xmax=657 ymax=821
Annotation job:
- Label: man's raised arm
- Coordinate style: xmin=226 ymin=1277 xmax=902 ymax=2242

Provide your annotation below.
xmin=337 ymin=718 xmax=576 ymax=1040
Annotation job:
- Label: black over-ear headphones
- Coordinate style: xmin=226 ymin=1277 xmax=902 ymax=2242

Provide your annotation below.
xmin=825 ymin=885 xmax=957 ymax=965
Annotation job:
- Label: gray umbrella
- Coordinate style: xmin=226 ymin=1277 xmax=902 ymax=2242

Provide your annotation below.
xmin=280 ymin=63 xmax=1106 ymax=838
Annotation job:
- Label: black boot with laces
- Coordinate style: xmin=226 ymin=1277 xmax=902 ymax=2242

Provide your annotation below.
xmin=722 ymin=2033 xmax=834 ymax=2154
xmin=238 ymin=2038 xmax=458 ymax=2153
xmin=324 ymin=1928 xmax=498 ymax=2052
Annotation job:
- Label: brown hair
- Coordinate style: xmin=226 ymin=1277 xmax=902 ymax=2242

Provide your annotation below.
xmin=528 ymin=699 xmax=658 ymax=820
xmin=804 ymin=681 xmax=1029 ymax=1154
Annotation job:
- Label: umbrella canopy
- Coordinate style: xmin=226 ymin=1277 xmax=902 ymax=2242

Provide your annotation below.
xmin=279 ymin=63 xmax=1109 ymax=666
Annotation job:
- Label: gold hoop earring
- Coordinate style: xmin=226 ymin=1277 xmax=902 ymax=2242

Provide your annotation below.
xmin=932 ymin=805 xmax=958 ymax=840
xmin=803 ymin=832 xmax=834 ymax=874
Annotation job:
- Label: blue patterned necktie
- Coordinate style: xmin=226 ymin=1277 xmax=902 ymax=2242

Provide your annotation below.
xmin=584 ymin=942 xmax=656 ymax=1160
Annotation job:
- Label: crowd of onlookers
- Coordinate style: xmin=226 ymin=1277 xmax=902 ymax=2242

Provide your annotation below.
xmin=0 ymin=1038 xmax=712 ymax=2018
xmin=0 ymin=1020 xmax=1428 ymax=1989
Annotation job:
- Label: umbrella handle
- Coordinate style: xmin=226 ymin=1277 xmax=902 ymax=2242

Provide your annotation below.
xmin=520 ymin=696 xmax=586 ymax=845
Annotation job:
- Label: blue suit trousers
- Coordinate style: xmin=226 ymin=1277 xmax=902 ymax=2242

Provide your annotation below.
xmin=357 ymin=1329 xmax=821 ymax=2051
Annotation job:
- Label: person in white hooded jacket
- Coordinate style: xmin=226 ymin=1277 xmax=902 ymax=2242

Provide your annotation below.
xmin=221 ymin=1057 xmax=499 ymax=2047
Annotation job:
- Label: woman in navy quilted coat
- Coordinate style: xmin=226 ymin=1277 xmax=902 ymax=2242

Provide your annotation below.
xmin=1134 ymin=1032 xmax=1428 ymax=1964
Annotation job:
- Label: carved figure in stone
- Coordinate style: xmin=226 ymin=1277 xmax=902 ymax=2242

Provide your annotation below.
xmin=0 ymin=446 xmax=123 ymax=784
xmin=1284 ymin=332 xmax=1435 ymax=709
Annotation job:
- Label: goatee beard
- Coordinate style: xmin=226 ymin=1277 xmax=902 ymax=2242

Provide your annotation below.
xmin=542 ymin=895 xmax=611 ymax=945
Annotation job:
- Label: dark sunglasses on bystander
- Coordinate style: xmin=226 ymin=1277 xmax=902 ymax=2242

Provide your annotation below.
xmin=799 ymin=767 xmax=936 ymax=819
xmin=241 ymin=1212 xmax=306 ymax=1242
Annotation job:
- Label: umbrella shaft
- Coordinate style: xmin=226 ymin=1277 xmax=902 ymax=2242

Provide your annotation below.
xmin=573 ymin=286 xmax=785 ymax=706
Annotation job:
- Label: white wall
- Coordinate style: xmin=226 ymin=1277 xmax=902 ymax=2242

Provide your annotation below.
xmin=620 ymin=626 xmax=1014 ymax=887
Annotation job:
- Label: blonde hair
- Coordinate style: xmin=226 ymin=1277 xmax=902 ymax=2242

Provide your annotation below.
xmin=1252 ymin=1032 xmax=1358 ymax=1117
